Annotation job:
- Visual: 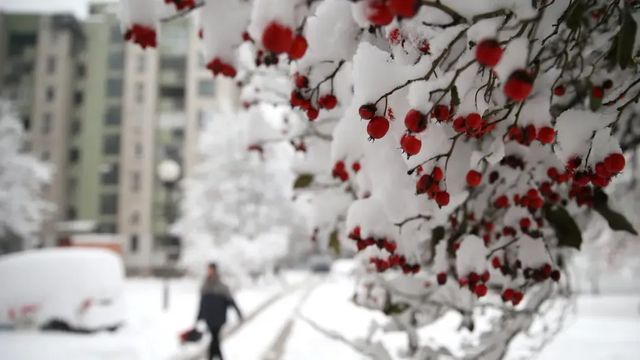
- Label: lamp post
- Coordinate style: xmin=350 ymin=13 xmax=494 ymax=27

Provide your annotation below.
xmin=156 ymin=159 xmax=181 ymax=311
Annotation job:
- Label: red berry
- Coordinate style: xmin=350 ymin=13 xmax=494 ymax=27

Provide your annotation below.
xmin=512 ymin=291 xmax=524 ymax=305
xmin=452 ymin=116 xmax=466 ymax=132
xmin=435 ymin=191 xmax=450 ymax=207
xmin=359 ymin=104 xmax=376 ymax=119
xmin=547 ymin=167 xmax=559 ymax=180
xmin=198 ymin=29 xmax=204 ymax=39
xmin=367 ymin=116 xmax=390 ymax=139
xmin=481 ymin=271 xmax=490 ymax=283
xmin=604 ymin=153 xmax=625 ymax=173
xmin=491 ymin=256 xmax=501 ymax=269
xmin=529 ymin=196 xmax=543 ymax=209
xmin=356 ymin=240 xmax=367 ymax=251
xmin=603 ymin=79 xmax=613 ymax=89
xmin=465 ymin=113 xmax=482 ymax=130
xmin=553 ymin=85 xmax=565 ymax=96
xmin=404 ymin=109 xmax=427 ymax=133
xmin=437 ymin=272 xmax=447 ymax=285
xmin=432 ymin=105 xmax=449 ymax=121
xmin=542 ymin=263 xmax=552 ymax=278
xmin=494 ymin=195 xmax=509 ymax=208
xmin=319 ymin=94 xmax=338 ymax=110
xmin=537 ymin=126 xmax=556 ymax=144
xmin=591 ymin=86 xmax=604 ymax=99
xmin=307 ymin=107 xmax=319 ymax=121
xmin=367 ymin=0 xmax=394 ymax=26
xmin=206 ymin=58 xmax=224 ymax=75
xmin=352 ymin=162 xmax=361 ymax=173
xmin=221 ymin=64 xmax=236 ymax=78
xmin=262 ymin=21 xmax=294 ymax=54
xmin=504 ymin=70 xmax=534 ymax=101
xmin=475 ymin=39 xmax=503 ymax=67
xmin=242 ymin=31 xmax=251 ymax=42
xmin=288 ymin=35 xmax=307 ymax=60
xmin=525 ymin=124 xmax=537 ymax=143
xmin=418 ymin=39 xmax=430 ymax=54
xmin=432 ymin=167 xmax=444 ymax=182
xmin=294 ymin=73 xmax=308 ymax=88
xmin=526 ymin=188 xmax=539 ymax=199
xmin=502 ymin=288 xmax=515 ymax=301
xmin=474 ymin=283 xmax=488 ymax=297
xmin=519 ymin=217 xmax=531 ymax=229
xmin=466 ymin=170 xmax=482 ymax=187
xmin=551 ymin=270 xmax=561 ymax=282
xmin=416 ymin=175 xmax=432 ymax=194
xmin=388 ymin=0 xmax=417 ymax=18
xmin=384 ymin=241 xmax=397 ymax=253
xmin=401 ymin=134 xmax=422 ymax=156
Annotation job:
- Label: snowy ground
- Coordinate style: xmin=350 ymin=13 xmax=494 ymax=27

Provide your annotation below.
xmin=1 ymin=269 xmax=639 ymax=359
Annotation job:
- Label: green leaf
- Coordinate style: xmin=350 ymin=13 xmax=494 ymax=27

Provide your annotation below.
xmin=383 ymin=301 xmax=410 ymax=315
xmin=617 ymin=11 xmax=637 ymax=69
xmin=451 ymin=86 xmax=460 ymax=107
xmin=593 ymin=188 xmax=638 ymax=235
xmin=293 ymin=174 xmax=314 ymax=189
xmin=544 ymin=204 xmax=583 ymax=249
xmin=566 ymin=1 xmax=586 ymax=31
xmin=328 ymin=229 xmax=341 ymax=255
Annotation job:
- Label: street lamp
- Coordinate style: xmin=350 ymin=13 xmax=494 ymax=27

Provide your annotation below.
xmin=157 ymin=159 xmax=181 ymax=311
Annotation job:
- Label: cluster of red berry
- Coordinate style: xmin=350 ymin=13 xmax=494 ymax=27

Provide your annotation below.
xmin=261 ymin=21 xmax=307 ymax=60
xmin=123 ymin=24 xmax=157 ymax=49
xmin=366 ymin=0 xmax=418 ymax=26
xmin=290 ymin=73 xmax=338 ymax=121
xmin=359 ymin=104 xmax=391 ymax=139
xmin=452 ymin=112 xmax=497 ymax=138
xmin=332 ymin=160 xmax=350 ymax=182
xmin=475 ymin=39 xmax=535 ymax=102
xmin=437 ymin=270 xmax=491 ymax=298
xmin=415 ymin=167 xmax=450 ymax=207
xmin=507 ymin=124 xmax=556 ymax=145
xmin=206 ymin=58 xmax=236 ymax=78
xmin=349 ymin=226 xmax=419 ymax=273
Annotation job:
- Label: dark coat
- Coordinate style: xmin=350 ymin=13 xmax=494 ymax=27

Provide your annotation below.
xmin=197 ymin=277 xmax=242 ymax=329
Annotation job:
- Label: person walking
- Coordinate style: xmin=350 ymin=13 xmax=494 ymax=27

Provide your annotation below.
xmin=197 ymin=263 xmax=243 ymax=360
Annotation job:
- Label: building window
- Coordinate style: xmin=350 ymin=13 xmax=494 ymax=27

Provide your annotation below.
xmin=70 ymin=119 xmax=81 ymax=135
xmin=105 ymin=106 xmax=121 ymax=125
xmin=46 ymin=56 xmax=56 ymax=74
xmin=46 ymin=86 xmax=55 ymax=102
xmin=102 ymin=164 xmax=119 ymax=185
xmin=134 ymin=143 xmax=143 ymax=158
xmin=106 ymin=78 xmax=123 ymax=97
xmin=110 ymin=25 xmax=123 ymax=43
xmin=100 ymin=194 xmax=118 ymax=215
xmin=108 ymin=50 xmax=124 ymax=70
xmin=69 ymin=148 xmax=80 ymax=163
xmin=198 ymin=80 xmax=215 ymax=96
xmin=67 ymin=206 xmax=77 ymax=220
xmin=136 ymin=54 xmax=145 ymax=73
xmin=131 ymin=171 xmax=141 ymax=192
xmin=130 ymin=235 xmax=139 ymax=252
xmin=135 ymin=83 xmax=144 ymax=103
xmin=129 ymin=211 xmax=140 ymax=225
xmin=197 ymin=110 xmax=208 ymax=129
xmin=74 ymin=91 xmax=83 ymax=106
xmin=22 ymin=115 xmax=31 ymax=131
xmin=103 ymin=134 xmax=120 ymax=155
xmin=97 ymin=222 xmax=117 ymax=233
xmin=76 ymin=63 xmax=86 ymax=77
xmin=41 ymin=113 xmax=52 ymax=134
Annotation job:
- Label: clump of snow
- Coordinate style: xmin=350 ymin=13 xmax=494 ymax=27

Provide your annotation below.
xmin=455 ymin=235 xmax=487 ymax=276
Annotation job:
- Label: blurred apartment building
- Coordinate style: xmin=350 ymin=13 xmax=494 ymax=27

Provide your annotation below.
xmin=0 ymin=3 xmax=238 ymax=273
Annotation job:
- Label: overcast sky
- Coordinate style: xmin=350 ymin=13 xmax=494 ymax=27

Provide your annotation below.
xmin=0 ymin=0 xmax=114 ymax=19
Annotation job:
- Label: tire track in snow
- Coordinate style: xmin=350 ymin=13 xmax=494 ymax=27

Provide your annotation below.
xmin=221 ymin=276 xmax=323 ymax=360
